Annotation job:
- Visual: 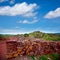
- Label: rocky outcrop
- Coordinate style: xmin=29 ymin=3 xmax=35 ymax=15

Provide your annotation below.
xmin=17 ymin=40 xmax=60 ymax=56
xmin=0 ymin=39 xmax=60 ymax=59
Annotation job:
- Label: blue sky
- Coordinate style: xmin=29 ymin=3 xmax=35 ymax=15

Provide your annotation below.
xmin=0 ymin=0 xmax=60 ymax=34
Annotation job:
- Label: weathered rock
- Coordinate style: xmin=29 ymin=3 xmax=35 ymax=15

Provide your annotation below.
xmin=0 ymin=39 xmax=60 ymax=59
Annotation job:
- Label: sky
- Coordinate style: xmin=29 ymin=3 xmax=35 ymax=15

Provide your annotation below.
xmin=0 ymin=0 xmax=60 ymax=34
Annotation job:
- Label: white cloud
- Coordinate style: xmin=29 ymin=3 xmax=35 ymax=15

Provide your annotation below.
xmin=0 ymin=2 xmax=38 ymax=17
xmin=23 ymin=12 xmax=37 ymax=17
xmin=18 ymin=20 xmax=38 ymax=24
xmin=0 ymin=0 xmax=15 ymax=4
xmin=10 ymin=0 xmax=15 ymax=4
xmin=0 ymin=0 xmax=7 ymax=3
xmin=15 ymin=26 xmax=19 ymax=28
xmin=44 ymin=7 xmax=60 ymax=19
xmin=0 ymin=28 xmax=26 ymax=34
xmin=0 ymin=29 xmax=19 ymax=34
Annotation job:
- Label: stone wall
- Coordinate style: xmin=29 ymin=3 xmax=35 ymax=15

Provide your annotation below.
xmin=0 ymin=40 xmax=60 ymax=60
xmin=0 ymin=41 xmax=7 ymax=60
xmin=17 ymin=40 xmax=60 ymax=56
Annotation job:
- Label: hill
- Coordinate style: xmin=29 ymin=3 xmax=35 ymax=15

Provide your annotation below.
xmin=0 ymin=31 xmax=60 ymax=41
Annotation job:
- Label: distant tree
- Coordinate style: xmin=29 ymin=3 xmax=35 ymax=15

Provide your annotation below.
xmin=24 ymin=34 xmax=29 ymax=37
xmin=29 ymin=31 xmax=43 ymax=38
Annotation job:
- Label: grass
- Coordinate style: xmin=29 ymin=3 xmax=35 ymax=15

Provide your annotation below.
xmin=29 ymin=54 xmax=60 ymax=60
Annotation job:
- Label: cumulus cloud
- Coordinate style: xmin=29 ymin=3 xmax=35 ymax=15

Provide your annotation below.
xmin=0 ymin=0 xmax=15 ymax=4
xmin=44 ymin=7 xmax=60 ymax=19
xmin=18 ymin=19 xmax=38 ymax=24
xmin=10 ymin=0 xmax=15 ymax=4
xmin=0 ymin=2 xmax=38 ymax=17
xmin=0 ymin=28 xmax=24 ymax=34
xmin=0 ymin=0 xmax=7 ymax=3
xmin=0 ymin=28 xmax=32 ymax=34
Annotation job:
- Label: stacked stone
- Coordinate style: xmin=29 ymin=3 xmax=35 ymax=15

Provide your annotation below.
xmin=17 ymin=40 xmax=60 ymax=56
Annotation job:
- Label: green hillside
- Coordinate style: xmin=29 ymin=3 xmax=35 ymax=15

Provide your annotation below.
xmin=0 ymin=31 xmax=60 ymax=41
xmin=26 ymin=31 xmax=60 ymax=41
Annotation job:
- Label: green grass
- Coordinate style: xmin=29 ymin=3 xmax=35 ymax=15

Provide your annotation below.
xmin=39 ymin=55 xmax=49 ymax=60
xmin=30 ymin=55 xmax=36 ymax=60
xmin=29 ymin=54 xmax=60 ymax=60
